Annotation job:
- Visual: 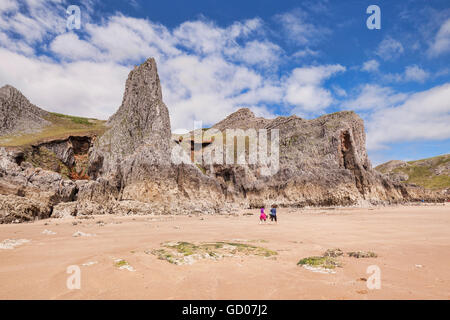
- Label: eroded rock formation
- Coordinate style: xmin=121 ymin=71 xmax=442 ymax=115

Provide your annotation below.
xmin=0 ymin=58 xmax=446 ymax=223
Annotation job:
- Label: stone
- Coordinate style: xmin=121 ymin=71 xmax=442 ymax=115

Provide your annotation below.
xmin=0 ymin=85 xmax=50 ymax=135
xmin=72 ymin=231 xmax=94 ymax=237
xmin=52 ymin=202 xmax=77 ymax=218
xmin=0 ymin=194 xmax=52 ymax=223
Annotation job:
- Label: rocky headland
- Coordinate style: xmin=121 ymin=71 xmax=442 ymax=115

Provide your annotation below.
xmin=0 ymin=58 xmax=447 ymax=223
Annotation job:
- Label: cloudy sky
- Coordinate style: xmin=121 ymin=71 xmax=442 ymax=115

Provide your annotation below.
xmin=0 ymin=0 xmax=449 ymax=164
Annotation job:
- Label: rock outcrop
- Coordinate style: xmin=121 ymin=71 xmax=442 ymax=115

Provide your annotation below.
xmin=0 ymin=57 xmax=447 ymax=223
xmin=184 ymin=109 xmax=446 ymax=208
xmin=89 ymin=58 xmax=172 ymax=179
xmin=0 ymin=85 xmax=50 ymax=135
xmin=0 ymin=147 xmax=78 ymax=223
xmin=86 ymin=58 xmax=225 ymax=215
xmin=212 ymin=107 xmax=271 ymax=131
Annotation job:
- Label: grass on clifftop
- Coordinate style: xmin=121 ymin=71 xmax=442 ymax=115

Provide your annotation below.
xmin=376 ymin=154 xmax=450 ymax=190
xmin=0 ymin=112 xmax=107 ymax=147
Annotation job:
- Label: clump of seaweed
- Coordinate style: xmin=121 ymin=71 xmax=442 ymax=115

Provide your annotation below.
xmin=347 ymin=251 xmax=377 ymax=258
xmin=323 ymin=248 xmax=344 ymax=258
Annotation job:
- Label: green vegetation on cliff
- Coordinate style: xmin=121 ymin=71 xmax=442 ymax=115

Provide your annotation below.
xmin=0 ymin=112 xmax=106 ymax=147
xmin=375 ymin=154 xmax=450 ymax=190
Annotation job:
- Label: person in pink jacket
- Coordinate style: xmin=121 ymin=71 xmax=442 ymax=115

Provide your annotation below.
xmin=259 ymin=207 xmax=267 ymax=224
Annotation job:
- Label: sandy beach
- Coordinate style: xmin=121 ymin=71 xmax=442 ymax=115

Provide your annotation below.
xmin=0 ymin=204 xmax=449 ymax=300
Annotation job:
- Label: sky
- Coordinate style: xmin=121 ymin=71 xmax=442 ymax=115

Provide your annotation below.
xmin=0 ymin=0 xmax=449 ymax=165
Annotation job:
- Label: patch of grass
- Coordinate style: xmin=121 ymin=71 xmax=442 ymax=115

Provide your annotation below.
xmin=0 ymin=112 xmax=106 ymax=147
xmin=376 ymin=154 xmax=450 ymax=190
xmin=114 ymin=259 xmax=128 ymax=267
xmin=50 ymin=112 xmax=92 ymax=125
xmin=297 ymin=256 xmax=341 ymax=269
xmin=394 ymin=164 xmax=450 ymax=189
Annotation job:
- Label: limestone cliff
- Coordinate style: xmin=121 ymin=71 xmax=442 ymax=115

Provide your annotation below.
xmin=184 ymin=108 xmax=442 ymax=208
xmin=0 ymin=58 xmax=446 ymax=223
xmin=87 ymin=58 xmax=224 ymax=215
xmin=0 ymin=85 xmax=50 ymax=135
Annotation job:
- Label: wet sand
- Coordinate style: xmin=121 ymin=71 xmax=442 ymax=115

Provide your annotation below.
xmin=0 ymin=204 xmax=449 ymax=299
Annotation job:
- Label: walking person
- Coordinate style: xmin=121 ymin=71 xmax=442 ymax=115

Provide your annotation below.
xmin=269 ymin=205 xmax=277 ymax=223
xmin=259 ymin=207 xmax=267 ymax=224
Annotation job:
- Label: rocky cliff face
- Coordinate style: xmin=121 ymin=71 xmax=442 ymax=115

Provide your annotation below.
xmin=0 ymin=147 xmax=77 ymax=223
xmin=86 ymin=57 xmax=225 ymax=215
xmin=186 ymin=109 xmax=423 ymax=208
xmin=0 ymin=85 xmax=50 ymax=135
xmin=212 ymin=108 xmax=271 ymax=131
xmin=90 ymin=58 xmax=171 ymax=179
xmin=0 ymin=58 xmax=446 ymax=223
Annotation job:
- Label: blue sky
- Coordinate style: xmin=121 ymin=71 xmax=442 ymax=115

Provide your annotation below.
xmin=0 ymin=0 xmax=449 ymax=165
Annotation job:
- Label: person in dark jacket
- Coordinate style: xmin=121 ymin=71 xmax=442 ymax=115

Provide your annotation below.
xmin=269 ymin=205 xmax=277 ymax=223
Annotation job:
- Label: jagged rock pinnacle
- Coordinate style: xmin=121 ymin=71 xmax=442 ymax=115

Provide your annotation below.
xmin=89 ymin=58 xmax=171 ymax=178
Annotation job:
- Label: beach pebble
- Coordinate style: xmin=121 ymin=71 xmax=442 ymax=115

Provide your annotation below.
xmin=72 ymin=231 xmax=94 ymax=237
xmin=42 ymin=229 xmax=56 ymax=235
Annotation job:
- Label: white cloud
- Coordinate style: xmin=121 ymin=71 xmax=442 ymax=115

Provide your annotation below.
xmin=292 ymin=48 xmax=319 ymax=58
xmin=0 ymin=0 xmax=18 ymax=13
xmin=382 ymin=65 xmax=429 ymax=83
xmin=161 ymin=54 xmax=267 ymax=129
xmin=343 ymin=84 xmax=408 ymax=111
xmin=173 ymin=18 xmax=262 ymax=56
xmin=0 ymin=0 xmax=66 ymax=45
xmin=332 ymin=85 xmax=347 ymax=97
xmin=226 ymin=40 xmax=283 ymax=67
xmin=428 ymin=18 xmax=450 ymax=57
xmin=275 ymin=9 xmax=329 ymax=46
xmin=284 ymin=64 xmax=345 ymax=112
xmin=0 ymin=47 xmax=129 ymax=120
xmin=366 ymin=83 xmax=450 ymax=150
xmin=361 ymin=59 xmax=379 ymax=72
xmin=376 ymin=37 xmax=404 ymax=60
xmin=0 ymin=31 xmax=34 ymax=55
xmin=83 ymin=15 xmax=179 ymax=63
xmin=50 ymin=33 xmax=103 ymax=61
xmin=403 ymin=65 xmax=429 ymax=82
